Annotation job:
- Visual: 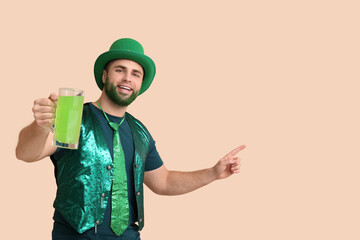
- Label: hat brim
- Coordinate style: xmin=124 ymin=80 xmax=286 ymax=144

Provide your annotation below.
xmin=94 ymin=50 xmax=156 ymax=95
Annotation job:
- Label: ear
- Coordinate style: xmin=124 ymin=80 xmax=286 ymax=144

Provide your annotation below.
xmin=102 ymin=70 xmax=107 ymax=84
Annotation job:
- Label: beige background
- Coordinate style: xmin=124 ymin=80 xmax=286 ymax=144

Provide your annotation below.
xmin=1 ymin=0 xmax=359 ymax=239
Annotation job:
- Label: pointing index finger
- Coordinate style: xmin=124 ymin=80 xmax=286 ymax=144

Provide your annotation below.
xmin=230 ymin=145 xmax=246 ymax=156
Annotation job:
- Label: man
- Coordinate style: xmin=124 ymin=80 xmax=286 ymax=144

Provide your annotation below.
xmin=16 ymin=38 xmax=246 ymax=240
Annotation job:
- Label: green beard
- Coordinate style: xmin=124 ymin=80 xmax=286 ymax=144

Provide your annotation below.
xmin=104 ymin=77 xmax=139 ymax=106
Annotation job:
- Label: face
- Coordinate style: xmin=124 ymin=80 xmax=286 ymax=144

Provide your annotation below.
xmin=102 ymin=59 xmax=144 ymax=106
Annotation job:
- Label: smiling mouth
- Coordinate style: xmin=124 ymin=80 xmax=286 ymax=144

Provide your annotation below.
xmin=118 ymin=85 xmax=133 ymax=92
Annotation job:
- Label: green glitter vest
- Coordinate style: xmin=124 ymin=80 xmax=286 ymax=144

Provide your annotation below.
xmin=53 ymin=104 xmax=150 ymax=234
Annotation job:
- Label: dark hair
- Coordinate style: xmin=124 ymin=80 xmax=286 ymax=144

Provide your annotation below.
xmin=104 ymin=60 xmax=116 ymax=73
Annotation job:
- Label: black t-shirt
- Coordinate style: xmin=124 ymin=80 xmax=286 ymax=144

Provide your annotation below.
xmin=51 ymin=102 xmax=163 ymax=238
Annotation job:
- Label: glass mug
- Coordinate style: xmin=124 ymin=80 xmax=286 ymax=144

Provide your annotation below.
xmin=53 ymin=88 xmax=84 ymax=149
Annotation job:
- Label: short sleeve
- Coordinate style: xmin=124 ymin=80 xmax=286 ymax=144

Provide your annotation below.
xmin=144 ymin=135 xmax=163 ymax=171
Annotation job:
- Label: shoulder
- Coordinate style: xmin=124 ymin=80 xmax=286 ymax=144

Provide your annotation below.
xmin=82 ymin=102 xmax=92 ymax=114
xmin=81 ymin=102 xmax=99 ymax=121
xmin=125 ymin=112 xmax=149 ymax=131
xmin=125 ymin=113 xmax=156 ymax=144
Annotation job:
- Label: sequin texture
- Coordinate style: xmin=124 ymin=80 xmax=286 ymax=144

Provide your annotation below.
xmin=52 ymin=104 xmax=150 ymax=234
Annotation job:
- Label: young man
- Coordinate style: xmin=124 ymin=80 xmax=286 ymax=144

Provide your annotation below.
xmin=16 ymin=38 xmax=246 ymax=240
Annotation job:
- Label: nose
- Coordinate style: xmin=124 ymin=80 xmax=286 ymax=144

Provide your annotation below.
xmin=123 ymin=71 xmax=132 ymax=82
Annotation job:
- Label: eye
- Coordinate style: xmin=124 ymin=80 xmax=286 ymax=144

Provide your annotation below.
xmin=115 ymin=68 xmax=124 ymax=73
xmin=133 ymin=73 xmax=141 ymax=78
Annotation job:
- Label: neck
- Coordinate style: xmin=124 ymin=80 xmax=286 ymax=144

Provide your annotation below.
xmin=94 ymin=91 xmax=128 ymax=117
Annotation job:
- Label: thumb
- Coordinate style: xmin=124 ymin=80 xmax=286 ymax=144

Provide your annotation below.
xmin=48 ymin=92 xmax=58 ymax=102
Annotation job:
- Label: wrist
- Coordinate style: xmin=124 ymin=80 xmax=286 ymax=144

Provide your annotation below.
xmin=32 ymin=121 xmax=52 ymax=135
xmin=208 ymin=167 xmax=218 ymax=182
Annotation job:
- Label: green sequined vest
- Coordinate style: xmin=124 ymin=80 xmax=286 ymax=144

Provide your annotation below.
xmin=53 ymin=104 xmax=150 ymax=234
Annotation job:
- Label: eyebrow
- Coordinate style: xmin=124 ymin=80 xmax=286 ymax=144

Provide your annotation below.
xmin=113 ymin=65 xmax=143 ymax=75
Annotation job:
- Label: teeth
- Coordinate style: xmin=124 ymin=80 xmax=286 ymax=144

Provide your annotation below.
xmin=119 ymin=86 xmax=131 ymax=91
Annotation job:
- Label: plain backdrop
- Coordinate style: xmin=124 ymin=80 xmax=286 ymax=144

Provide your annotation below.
xmin=1 ymin=0 xmax=359 ymax=239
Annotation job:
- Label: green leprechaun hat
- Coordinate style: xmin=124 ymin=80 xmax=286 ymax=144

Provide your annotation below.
xmin=94 ymin=38 xmax=156 ymax=95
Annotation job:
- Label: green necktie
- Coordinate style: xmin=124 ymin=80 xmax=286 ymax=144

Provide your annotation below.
xmin=97 ymin=101 xmax=129 ymax=236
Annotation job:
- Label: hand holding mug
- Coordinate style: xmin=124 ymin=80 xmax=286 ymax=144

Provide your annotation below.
xmin=32 ymin=93 xmax=58 ymax=130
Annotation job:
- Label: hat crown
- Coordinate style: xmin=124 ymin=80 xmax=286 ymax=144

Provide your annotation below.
xmin=109 ymin=38 xmax=144 ymax=54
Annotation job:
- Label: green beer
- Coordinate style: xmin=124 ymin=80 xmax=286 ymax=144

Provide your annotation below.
xmin=54 ymin=95 xmax=84 ymax=148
